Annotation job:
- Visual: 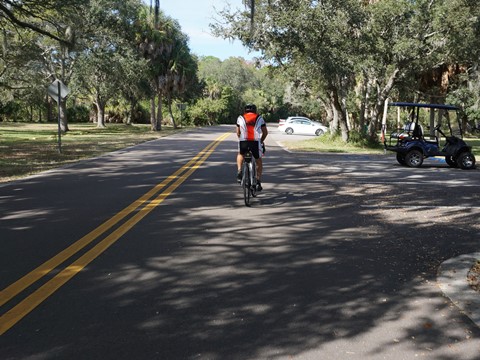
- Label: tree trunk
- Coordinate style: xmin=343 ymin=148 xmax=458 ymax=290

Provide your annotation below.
xmin=156 ymin=92 xmax=163 ymax=131
xmin=96 ymin=96 xmax=106 ymax=128
xmin=59 ymin=98 xmax=69 ymax=132
xmin=150 ymin=96 xmax=157 ymax=131
xmin=167 ymin=94 xmax=177 ymax=129
xmin=329 ymin=86 xmax=349 ymax=141
xmin=126 ymin=101 xmax=135 ymax=125
xmin=330 ymin=101 xmax=339 ymax=136
xmin=320 ymin=97 xmax=334 ymax=128
xmin=367 ymin=106 xmax=379 ymax=141
xmin=367 ymin=68 xmax=400 ymax=141
xmin=341 ymin=97 xmax=351 ymax=131
xmin=46 ymin=94 xmax=53 ymax=122
xmin=358 ymin=75 xmax=369 ymax=134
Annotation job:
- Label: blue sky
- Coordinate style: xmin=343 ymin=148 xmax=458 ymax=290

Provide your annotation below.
xmin=149 ymin=0 xmax=260 ymax=60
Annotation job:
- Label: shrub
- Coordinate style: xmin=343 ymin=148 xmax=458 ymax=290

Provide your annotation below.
xmin=67 ymin=105 xmax=90 ymax=123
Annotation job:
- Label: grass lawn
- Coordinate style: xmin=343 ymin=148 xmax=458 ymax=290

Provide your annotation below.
xmin=283 ymin=133 xmax=480 ymax=156
xmin=466 ymin=138 xmax=480 ymax=156
xmin=282 ymin=137 xmax=385 ymax=154
xmin=0 ymin=122 xmax=187 ymax=183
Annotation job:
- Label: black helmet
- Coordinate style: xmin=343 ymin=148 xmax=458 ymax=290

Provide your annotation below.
xmin=244 ymin=104 xmax=257 ymax=113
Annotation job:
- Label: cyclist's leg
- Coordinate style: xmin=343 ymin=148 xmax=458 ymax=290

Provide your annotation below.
xmin=237 ymin=152 xmax=244 ymax=171
xmin=256 ymin=157 xmax=263 ymax=180
xmin=237 ymin=142 xmax=246 ymax=181
xmin=248 ymin=141 xmax=262 ymax=191
xmin=248 ymin=140 xmax=261 ymax=181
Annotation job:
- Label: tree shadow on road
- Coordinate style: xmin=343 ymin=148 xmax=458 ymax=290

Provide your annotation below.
xmin=2 ymin=132 xmax=480 ymax=359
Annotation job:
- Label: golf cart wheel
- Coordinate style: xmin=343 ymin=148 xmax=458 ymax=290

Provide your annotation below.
xmin=285 ymin=127 xmax=294 ymax=135
xmin=315 ymin=129 xmax=324 ymax=136
xmin=396 ymin=153 xmax=406 ymax=165
xmin=445 ymin=156 xmax=458 ymax=168
xmin=457 ymin=152 xmax=476 ymax=170
xmin=405 ymin=150 xmax=423 ymax=168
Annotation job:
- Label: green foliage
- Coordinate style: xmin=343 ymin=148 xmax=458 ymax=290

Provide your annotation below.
xmin=214 ymin=0 xmax=480 ymax=143
xmin=197 ymin=56 xmax=223 ymax=82
xmin=0 ymin=0 xmax=86 ymax=43
xmin=446 ymin=77 xmax=480 ymax=130
xmin=347 ymin=130 xmax=380 ymax=148
xmin=132 ymin=103 xmax=151 ymax=124
xmin=4 ymin=0 xmax=480 ymax=141
xmin=137 ymin=7 xmax=200 ymax=129
xmin=0 ymin=100 xmax=21 ymax=122
xmin=66 ymin=106 xmax=90 ymax=123
xmin=196 ymin=56 xmax=287 ymax=123
xmin=187 ymin=97 xmax=228 ymax=126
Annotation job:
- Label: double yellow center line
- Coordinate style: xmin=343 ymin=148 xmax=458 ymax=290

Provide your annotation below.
xmin=0 ymin=132 xmax=231 ymax=335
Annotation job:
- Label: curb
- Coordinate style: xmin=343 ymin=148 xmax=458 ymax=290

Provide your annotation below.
xmin=437 ymin=252 xmax=480 ymax=328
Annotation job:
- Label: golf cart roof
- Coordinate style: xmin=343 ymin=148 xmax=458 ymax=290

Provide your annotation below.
xmin=388 ymin=102 xmax=460 ymax=111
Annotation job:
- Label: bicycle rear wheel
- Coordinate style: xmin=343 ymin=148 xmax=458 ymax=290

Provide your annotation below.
xmin=249 ymin=161 xmax=257 ymax=198
xmin=242 ymin=162 xmax=251 ymax=206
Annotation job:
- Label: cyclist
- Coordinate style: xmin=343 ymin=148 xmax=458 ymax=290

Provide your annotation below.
xmin=236 ymin=103 xmax=268 ymax=191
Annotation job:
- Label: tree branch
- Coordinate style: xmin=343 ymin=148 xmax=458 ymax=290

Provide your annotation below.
xmin=0 ymin=3 xmax=68 ymax=45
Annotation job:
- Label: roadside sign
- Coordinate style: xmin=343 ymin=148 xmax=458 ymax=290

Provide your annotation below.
xmin=47 ymin=79 xmax=70 ymax=102
xmin=47 ymin=79 xmax=70 ymax=153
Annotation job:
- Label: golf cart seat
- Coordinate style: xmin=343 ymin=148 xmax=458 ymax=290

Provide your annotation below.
xmin=390 ymin=122 xmax=421 ymax=140
xmin=410 ymin=122 xmax=423 ymax=139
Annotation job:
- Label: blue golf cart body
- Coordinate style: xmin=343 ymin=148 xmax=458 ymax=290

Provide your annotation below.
xmin=383 ymin=102 xmax=476 ymax=169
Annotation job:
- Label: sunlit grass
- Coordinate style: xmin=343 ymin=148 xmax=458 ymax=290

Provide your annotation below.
xmin=465 ymin=137 xmax=480 ymax=156
xmin=0 ymin=122 xmax=188 ymax=183
xmin=283 ymin=132 xmax=480 ymax=156
xmin=281 ymin=133 xmax=384 ymax=154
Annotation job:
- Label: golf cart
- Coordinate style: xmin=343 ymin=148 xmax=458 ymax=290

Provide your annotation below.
xmin=383 ymin=102 xmax=476 ymax=170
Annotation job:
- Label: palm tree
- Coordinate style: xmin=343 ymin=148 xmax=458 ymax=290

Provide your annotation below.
xmin=150 ymin=0 xmax=160 ymax=29
xmin=244 ymin=0 xmax=254 ymax=24
xmin=139 ymin=9 xmax=196 ymax=130
xmin=156 ymin=20 xmax=197 ymax=129
xmin=138 ymin=8 xmax=174 ymax=130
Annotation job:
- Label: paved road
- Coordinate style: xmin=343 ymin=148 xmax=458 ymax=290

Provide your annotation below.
xmin=1 ymin=125 xmax=480 ymax=359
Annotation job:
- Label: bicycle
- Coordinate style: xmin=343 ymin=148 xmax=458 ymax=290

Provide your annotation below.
xmin=241 ymin=149 xmax=257 ymax=206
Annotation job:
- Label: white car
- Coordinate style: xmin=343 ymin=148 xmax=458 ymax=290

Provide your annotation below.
xmin=278 ymin=117 xmax=328 ymax=136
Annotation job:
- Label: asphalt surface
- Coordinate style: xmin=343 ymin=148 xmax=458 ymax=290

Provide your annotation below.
xmin=276 ymin=131 xmax=480 ymax=331
xmin=1 ymin=125 xmax=480 ymax=359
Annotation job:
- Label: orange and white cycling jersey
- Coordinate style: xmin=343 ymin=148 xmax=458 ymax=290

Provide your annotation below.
xmin=237 ymin=112 xmax=266 ymax=141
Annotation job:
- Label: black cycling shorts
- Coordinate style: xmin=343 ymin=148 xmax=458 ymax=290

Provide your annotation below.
xmin=239 ymin=140 xmax=260 ymax=159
